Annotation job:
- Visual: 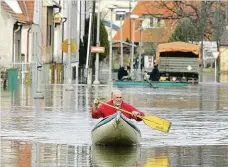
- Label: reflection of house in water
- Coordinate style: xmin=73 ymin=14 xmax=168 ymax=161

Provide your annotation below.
xmin=38 ymin=143 xmax=91 ymax=166
xmin=199 ymin=85 xmax=219 ymax=111
xmin=17 ymin=142 xmax=31 ymax=167
xmin=199 ymin=85 xmax=228 ymax=111
xmin=1 ymin=141 xmax=92 ymax=166
xmin=168 ymin=145 xmax=228 ymax=166
xmin=123 ymin=90 xmax=201 ymax=110
xmin=0 ymin=141 xmax=31 ymax=167
xmin=124 ymin=85 xmax=227 ymax=112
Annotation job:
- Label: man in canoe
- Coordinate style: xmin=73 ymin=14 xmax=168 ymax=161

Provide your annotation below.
xmin=91 ymin=89 xmax=144 ymax=121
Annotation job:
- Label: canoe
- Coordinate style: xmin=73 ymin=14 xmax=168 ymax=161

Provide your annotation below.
xmin=91 ymin=111 xmax=141 ymax=146
xmin=113 ymin=80 xmax=189 ymax=88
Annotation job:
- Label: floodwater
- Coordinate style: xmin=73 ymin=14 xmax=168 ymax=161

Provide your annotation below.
xmin=1 ymin=83 xmax=228 ymax=167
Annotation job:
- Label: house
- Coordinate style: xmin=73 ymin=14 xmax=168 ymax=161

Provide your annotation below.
xmin=0 ymin=0 xmax=67 ymax=84
xmin=41 ymin=0 xmax=62 ymax=84
xmin=1 ymin=0 xmax=90 ymax=85
xmin=0 ymin=0 xmax=34 ymax=69
xmin=113 ymin=1 xmax=175 ymax=44
xmin=219 ymin=26 xmax=228 ymax=83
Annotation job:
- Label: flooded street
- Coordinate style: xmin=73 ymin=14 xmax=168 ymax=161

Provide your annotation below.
xmin=1 ymin=83 xmax=228 ymax=166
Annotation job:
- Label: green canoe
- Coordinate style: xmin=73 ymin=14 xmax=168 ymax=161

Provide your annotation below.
xmin=113 ymin=80 xmax=189 ymax=88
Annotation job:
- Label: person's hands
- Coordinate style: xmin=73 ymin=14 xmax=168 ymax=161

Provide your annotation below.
xmin=93 ymin=98 xmax=100 ymax=109
xmin=131 ymin=111 xmax=141 ymax=117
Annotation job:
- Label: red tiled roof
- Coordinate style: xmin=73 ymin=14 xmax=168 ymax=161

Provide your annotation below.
xmin=113 ymin=1 xmax=175 ymax=43
xmin=1 ymin=0 xmax=34 ymax=23
xmin=113 ymin=1 xmax=228 ymax=43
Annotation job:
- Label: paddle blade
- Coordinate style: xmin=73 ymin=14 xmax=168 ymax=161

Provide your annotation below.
xmin=142 ymin=116 xmax=171 ymax=133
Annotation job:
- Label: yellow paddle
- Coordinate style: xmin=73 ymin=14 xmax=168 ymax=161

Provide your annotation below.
xmin=98 ymin=101 xmax=171 ymax=133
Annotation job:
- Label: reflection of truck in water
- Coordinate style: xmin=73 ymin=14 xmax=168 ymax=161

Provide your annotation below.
xmin=155 ymin=42 xmax=201 ymax=82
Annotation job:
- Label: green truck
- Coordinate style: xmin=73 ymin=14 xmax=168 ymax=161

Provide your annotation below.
xmin=156 ymin=42 xmax=201 ymax=82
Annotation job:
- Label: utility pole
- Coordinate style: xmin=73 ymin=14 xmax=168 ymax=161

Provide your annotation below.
xmin=85 ymin=12 xmax=92 ymax=84
xmin=65 ymin=0 xmax=74 ymax=91
xmin=93 ymin=0 xmax=100 ymax=84
xmin=87 ymin=0 xmax=96 ymax=84
xmin=199 ymin=1 xmax=207 ymax=83
xmin=33 ymin=0 xmax=44 ymax=99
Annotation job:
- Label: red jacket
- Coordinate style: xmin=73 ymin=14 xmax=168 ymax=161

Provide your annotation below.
xmin=91 ymin=100 xmax=145 ymax=121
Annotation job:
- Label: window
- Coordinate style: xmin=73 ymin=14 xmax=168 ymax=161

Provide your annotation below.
xmin=116 ymin=12 xmax=130 ymax=21
xmin=46 ymin=7 xmax=53 ymax=47
xmin=47 ymin=25 xmax=52 ymax=46
xmin=144 ymin=14 xmax=165 ymax=28
xmin=149 ymin=17 xmax=161 ymax=28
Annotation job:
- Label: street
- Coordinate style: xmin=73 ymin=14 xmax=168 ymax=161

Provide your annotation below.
xmin=1 ymin=83 xmax=228 ymax=166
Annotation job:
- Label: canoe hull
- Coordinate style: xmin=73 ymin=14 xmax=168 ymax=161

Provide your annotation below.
xmin=113 ymin=80 xmax=189 ymax=88
xmin=91 ymin=112 xmax=141 ymax=146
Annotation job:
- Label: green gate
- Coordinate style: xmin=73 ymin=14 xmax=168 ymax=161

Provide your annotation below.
xmin=7 ymin=68 xmax=18 ymax=91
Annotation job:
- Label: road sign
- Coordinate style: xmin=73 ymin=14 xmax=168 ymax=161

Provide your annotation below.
xmin=91 ymin=46 xmax=105 ymax=53
xmin=62 ymin=39 xmax=77 ymax=53
xmin=213 ymin=51 xmax=219 ymax=59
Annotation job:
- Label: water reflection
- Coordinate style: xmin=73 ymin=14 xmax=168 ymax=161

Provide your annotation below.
xmin=2 ymin=140 xmax=228 ymax=167
xmin=91 ymin=146 xmax=141 ymax=167
xmin=3 ymin=83 xmax=227 ymax=112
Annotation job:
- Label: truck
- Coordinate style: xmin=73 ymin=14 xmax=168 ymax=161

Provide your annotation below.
xmin=155 ymin=42 xmax=202 ymax=82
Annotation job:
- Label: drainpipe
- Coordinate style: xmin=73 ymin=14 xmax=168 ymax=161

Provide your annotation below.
xmin=27 ymin=25 xmax=32 ymax=63
xmin=61 ymin=17 xmax=67 ymax=64
xmin=23 ymin=0 xmax=31 ymax=65
xmin=13 ymin=23 xmax=22 ymax=67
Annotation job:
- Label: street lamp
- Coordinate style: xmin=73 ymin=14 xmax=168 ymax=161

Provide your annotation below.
xmin=107 ymin=5 xmax=117 ymax=83
xmin=130 ymin=14 xmax=139 ymax=78
xmin=93 ymin=0 xmax=101 ymax=85
xmin=116 ymin=11 xmax=126 ymax=67
xmin=213 ymin=51 xmax=219 ymax=83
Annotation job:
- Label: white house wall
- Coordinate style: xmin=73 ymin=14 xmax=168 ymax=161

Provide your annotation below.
xmin=21 ymin=26 xmax=30 ymax=63
xmin=0 ymin=6 xmax=15 ymax=68
xmin=54 ymin=25 xmax=62 ymax=63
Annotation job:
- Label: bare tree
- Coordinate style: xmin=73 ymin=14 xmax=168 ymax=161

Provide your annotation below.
xmin=143 ymin=1 xmax=227 ymax=41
